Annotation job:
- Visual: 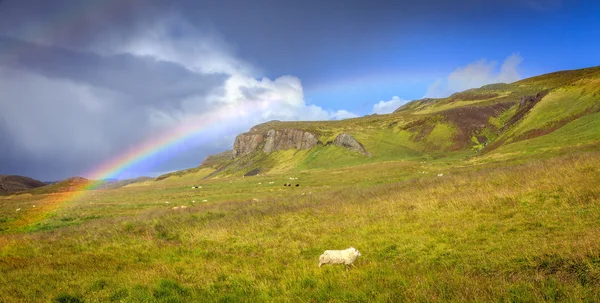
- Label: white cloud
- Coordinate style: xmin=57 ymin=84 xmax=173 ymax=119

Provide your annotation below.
xmin=0 ymin=14 xmax=360 ymax=180
xmin=424 ymin=53 xmax=523 ymax=98
xmin=117 ymin=16 xmax=357 ymax=124
xmin=372 ymin=96 xmax=408 ymax=114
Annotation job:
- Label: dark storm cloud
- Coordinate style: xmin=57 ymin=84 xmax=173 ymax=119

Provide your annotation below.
xmin=0 ymin=0 xmax=168 ymax=50
xmin=0 ymin=35 xmax=230 ymax=180
xmin=0 ymin=36 xmax=227 ymax=108
xmin=0 ymin=0 xmax=568 ymax=180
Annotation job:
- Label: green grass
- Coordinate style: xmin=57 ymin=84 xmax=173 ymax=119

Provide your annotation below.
xmin=505 ymin=79 xmax=600 ymax=141
xmin=484 ymin=112 xmax=600 ymax=161
xmin=425 ymin=123 xmax=456 ymax=150
xmin=2 ymin=65 xmax=600 ymax=302
xmin=1 ymin=151 xmax=600 ymax=302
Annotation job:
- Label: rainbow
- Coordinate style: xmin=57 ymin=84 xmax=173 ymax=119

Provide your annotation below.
xmin=61 ymin=100 xmax=264 ymax=203
xmin=0 ymin=0 xmax=272 ymax=204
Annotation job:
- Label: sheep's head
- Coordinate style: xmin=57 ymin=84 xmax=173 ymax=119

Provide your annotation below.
xmin=350 ymin=247 xmax=361 ymax=257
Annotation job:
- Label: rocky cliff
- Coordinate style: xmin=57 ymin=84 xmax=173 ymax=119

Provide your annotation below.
xmin=330 ymin=133 xmax=371 ymax=156
xmin=233 ymin=129 xmax=369 ymax=158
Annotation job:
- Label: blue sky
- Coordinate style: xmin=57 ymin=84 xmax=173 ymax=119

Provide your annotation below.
xmin=0 ymin=0 xmax=598 ymax=180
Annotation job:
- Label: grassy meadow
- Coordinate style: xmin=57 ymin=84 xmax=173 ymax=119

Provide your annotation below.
xmin=1 ymin=66 xmax=600 ymax=302
xmin=1 ymin=148 xmax=600 ymax=302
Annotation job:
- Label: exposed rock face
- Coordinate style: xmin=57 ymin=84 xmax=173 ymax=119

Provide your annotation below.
xmin=233 ymin=129 xmax=371 ymax=158
xmin=263 ymin=129 xmax=319 ymax=154
xmin=233 ymin=133 xmax=264 ymax=158
xmin=233 ymin=129 xmax=319 ymax=158
xmin=331 ymin=133 xmax=371 ymax=156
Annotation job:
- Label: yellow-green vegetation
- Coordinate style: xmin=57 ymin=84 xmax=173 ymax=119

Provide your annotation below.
xmin=482 ymin=113 xmax=600 ymax=161
xmin=1 ymin=150 xmax=600 ymax=302
xmin=1 ymin=65 xmax=600 ymax=302
xmin=213 ymin=66 xmax=600 ymax=178
xmin=504 ymin=79 xmax=600 ymax=142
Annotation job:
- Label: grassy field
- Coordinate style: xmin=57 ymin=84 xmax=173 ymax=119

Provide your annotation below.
xmin=1 ymin=148 xmax=600 ymax=302
xmin=1 ymin=66 xmax=600 ymax=302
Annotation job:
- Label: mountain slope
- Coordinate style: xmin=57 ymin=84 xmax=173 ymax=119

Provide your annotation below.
xmin=176 ymin=65 xmax=600 ymax=178
xmin=0 ymin=175 xmax=46 ymax=195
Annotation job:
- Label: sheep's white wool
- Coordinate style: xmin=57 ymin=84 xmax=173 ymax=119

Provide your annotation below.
xmin=319 ymin=247 xmax=361 ymax=269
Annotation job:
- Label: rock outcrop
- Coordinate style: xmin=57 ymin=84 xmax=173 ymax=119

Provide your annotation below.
xmin=233 ymin=133 xmax=264 ymax=158
xmin=233 ymin=129 xmax=319 ymax=158
xmin=331 ymin=133 xmax=371 ymax=156
xmin=233 ymin=128 xmax=372 ymax=158
xmin=263 ymin=129 xmax=319 ymax=154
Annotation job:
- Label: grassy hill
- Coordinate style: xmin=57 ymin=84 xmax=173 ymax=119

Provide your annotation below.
xmin=0 ymin=66 xmax=599 ymax=302
xmin=198 ymin=66 xmax=600 ymax=179
xmin=0 ymin=175 xmax=46 ymax=195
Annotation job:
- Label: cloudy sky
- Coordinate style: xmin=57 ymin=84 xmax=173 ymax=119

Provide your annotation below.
xmin=0 ymin=0 xmax=598 ymax=181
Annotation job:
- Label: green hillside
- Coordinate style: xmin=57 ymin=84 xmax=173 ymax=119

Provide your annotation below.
xmin=202 ymin=66 xmax=600 ymax=178
xmin=1 ymin=66 xmax=599 ymax=302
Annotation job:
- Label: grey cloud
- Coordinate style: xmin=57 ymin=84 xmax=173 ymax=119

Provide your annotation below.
xmin=0 ymin=35 xmax=231 ymax=181
xmin=0 ymin=36 xmax=227 ymax=108
xmin=239 ymin=86 xmax=268 ymax=100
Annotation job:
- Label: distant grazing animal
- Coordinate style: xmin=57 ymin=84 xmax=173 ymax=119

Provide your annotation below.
xmin=295 ymin=184 xmax=299 ymax=187
xmin=319 ymin=247 xmax=361 ymax=270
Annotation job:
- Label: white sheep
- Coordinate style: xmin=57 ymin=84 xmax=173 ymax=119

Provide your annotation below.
xmin=318 ymin=247 xmax=361 ymax=270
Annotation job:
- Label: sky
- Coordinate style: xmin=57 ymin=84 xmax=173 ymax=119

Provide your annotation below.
xmin=0 ymin=0 xmax=599 ymax=181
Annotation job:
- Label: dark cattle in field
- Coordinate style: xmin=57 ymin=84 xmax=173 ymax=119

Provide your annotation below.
xmin=295 ymin=184 xmax=299 ymax=187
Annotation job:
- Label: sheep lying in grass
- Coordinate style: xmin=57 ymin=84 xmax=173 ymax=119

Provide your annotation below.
xmin=319 ymin=247 xmax=361 ymax=270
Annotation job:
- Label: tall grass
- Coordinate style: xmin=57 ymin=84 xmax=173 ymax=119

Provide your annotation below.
xmin=1 ymin=151 xmax=599 ymax=302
